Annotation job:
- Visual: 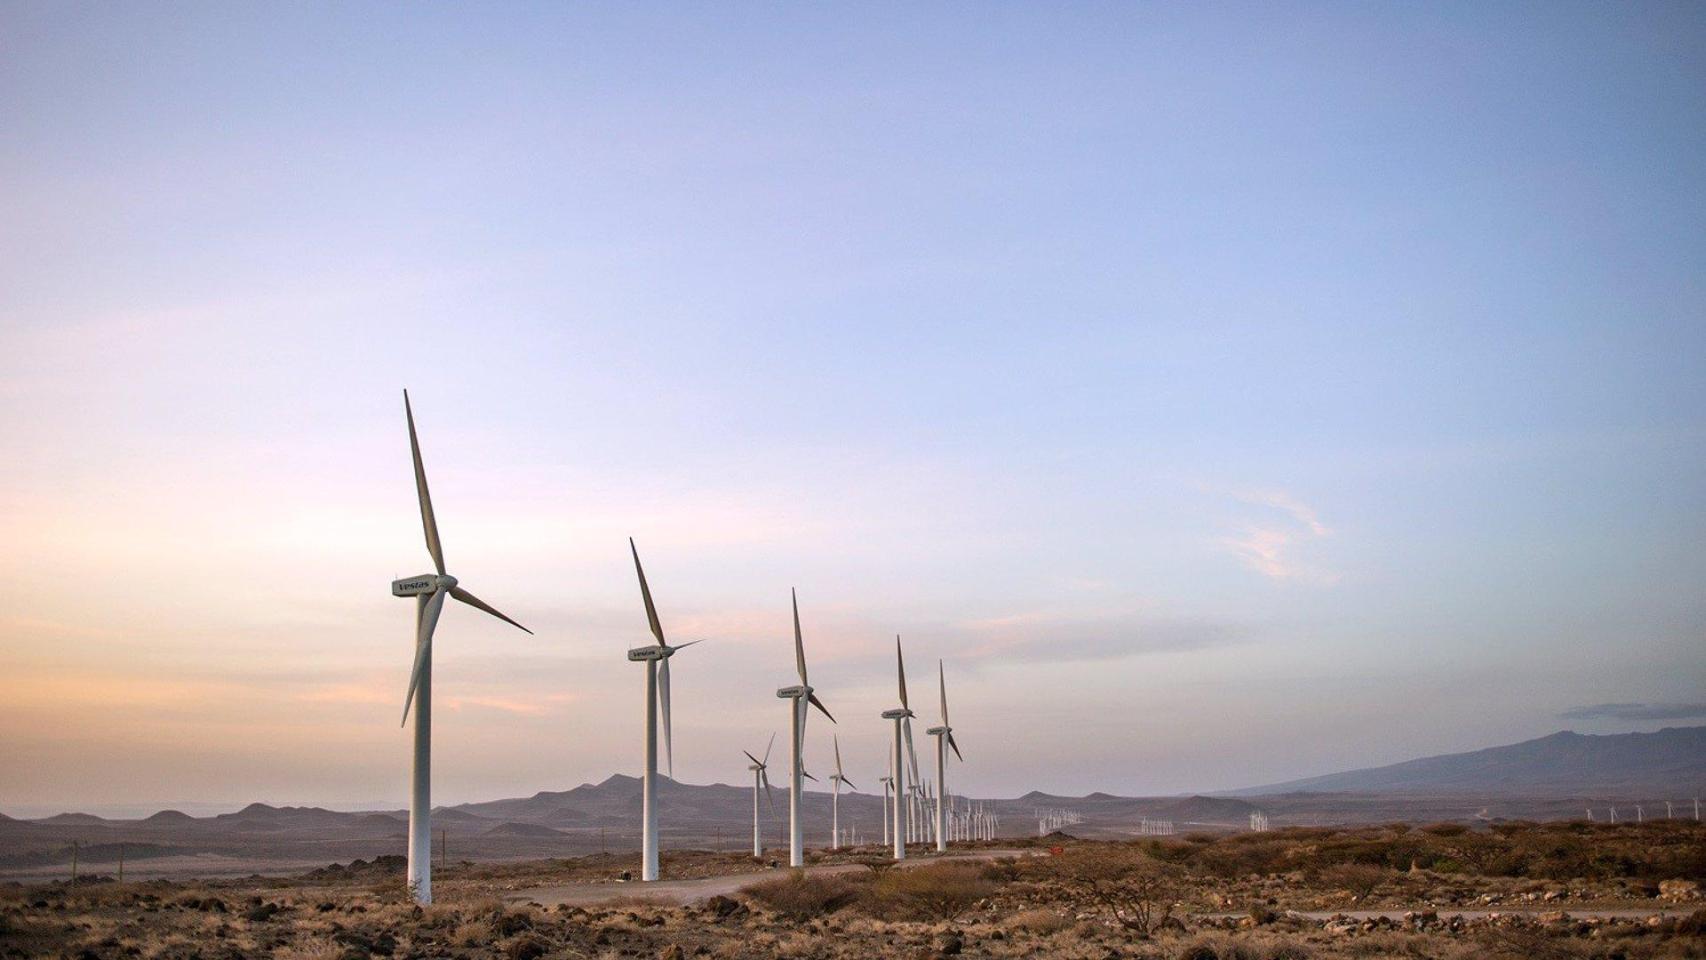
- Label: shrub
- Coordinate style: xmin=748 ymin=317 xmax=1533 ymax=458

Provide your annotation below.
xmin=1321 ymin=863 xmax=1388 ymax=900
xmin=1007 ymin=907 xmax=1070 ymax=935
xmin=1046 ymin=845 xmax=1182 ymax=935
xmin=858 ymin=862 xmax=995 ymax=921
xmin=740 ymin=871 xmax=860 ymax=920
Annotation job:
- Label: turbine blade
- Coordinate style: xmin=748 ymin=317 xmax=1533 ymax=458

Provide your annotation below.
xmin=629 ymin=538 xmax=666 ymax=646
xmin=791 ymin=588 xmax=806 ymax=684
xmin=803 ymin=768 xmax=818 ymax=783
xmin=843 ymin=776 xmax=859 ymax=791
xmin=762 ymin=731 xmax=775 ymax=767
xmin=671 ymin=639 xmax=704 ymax=652
xmin=903 ymin=717 xmax=919 ymax=783
xmin=403 ymin=390 xmax=446 ymax=576
xmin=401 ymin=588 xmax=446 ymax=725
xmin=763 ymin=772 xmax=776 ymax=814
xmin=833 ymin=734 xmax=843 ymax=778
xmin=807 ymin=692 xmax=835 ymax=724
xmin=948 ymin=731 xmax=963 ymax=763
xmin=659 ymin=655 xmax=673 ymax=779
xmin=896 ymin=635 xmax=908 ymax=710
xmin=744 ymin=750 xmax=762 ymax=767
xmin=449 ymin=586 xmax=532 ymax=634
xmin=939 ymin=659 xmax=948 ymax=726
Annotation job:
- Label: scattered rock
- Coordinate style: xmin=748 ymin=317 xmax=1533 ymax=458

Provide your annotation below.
xmin=702 ymin=895 xmax=746 ymax=920
xmin=1660 ymin=879 xmax=1701 ymax=901
xmin=503 ymin=934 xmax=550 ymax=960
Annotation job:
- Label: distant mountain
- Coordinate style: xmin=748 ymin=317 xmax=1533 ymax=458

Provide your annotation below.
xmin=484 ymin=821 xmax=566 ymax=838
xmin=35 ymin=813 xmax=107 ymax=825
xmin=142 ymin=810 xmax=195 ymax=825
xmin=1230 ymin=727 xmax=1706 ymax=797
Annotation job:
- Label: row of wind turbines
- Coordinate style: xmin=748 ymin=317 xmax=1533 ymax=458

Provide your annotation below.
xmin=390 ymin=393 xmax=976 ymax=903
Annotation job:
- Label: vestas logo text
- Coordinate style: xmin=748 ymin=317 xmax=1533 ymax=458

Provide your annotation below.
xmin=398 ymin=580 xmax=431 ymax=590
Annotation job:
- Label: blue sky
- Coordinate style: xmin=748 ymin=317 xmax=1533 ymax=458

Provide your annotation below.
xmin=1 ymin=2 xmax=1703 ymax=814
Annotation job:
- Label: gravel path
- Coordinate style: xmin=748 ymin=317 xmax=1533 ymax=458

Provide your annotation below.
xmin=504 ymin=848 xmax=1037 ymax=907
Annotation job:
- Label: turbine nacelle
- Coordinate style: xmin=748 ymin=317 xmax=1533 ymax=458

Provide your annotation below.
xmin=776 ymin=684 xmax=812 ymax=700
xmin=926 ymin=725 xmax=949 ymax=735
xmin=882 ymin=707 xmax=914 ymax=720
xmin=627 ymin=645 xmax=678 ymax=661
xmin=392 ymin=574 xmax=456 ymax=597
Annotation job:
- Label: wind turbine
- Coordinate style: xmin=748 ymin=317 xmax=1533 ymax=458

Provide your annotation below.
xmin=743 ymin=733 xmax=777 ymax=858
xmin=881 ymin=635 xmax=919 ymax=860
xmin=391 ymin=391 xmax=532 ymax=905
xmin=626 ymin=539 xmax=702 ymax=882
xmin=775 ymin=590 xmax=834 ymax=867
xmin=878 ymin=744 xmax=894 ymax=848
xmin=926 ymin=660 xmax=963 ymax=852
xmin=829 ymin=734 xmax=858 ymax=849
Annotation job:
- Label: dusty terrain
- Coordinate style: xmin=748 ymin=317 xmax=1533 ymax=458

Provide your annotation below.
xmin=2 ymin=820 xmax=1702 ymax=959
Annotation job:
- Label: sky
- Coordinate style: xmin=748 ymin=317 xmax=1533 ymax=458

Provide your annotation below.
xmin=1 ymin=2 xmax=1704 ymax=818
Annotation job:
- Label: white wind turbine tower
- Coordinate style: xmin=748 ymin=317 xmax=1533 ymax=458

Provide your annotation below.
xmin=829 ymin=734 xmax=857 ymax=849
xmin=925 ymin=660 xmax=964 ymax=853
xmin=878 ymin=744 xmax=895 ymax=849
xmin=626 ymin=539 xmax=702 ymax=882
xmin=391 ymin=391 xmax=532 ymax=905
xmin=881 ymin=635 xmax=920 ymax=860
xmin=775 ymin=590 xmax=835 ymax=867
xmin=743 ymin=734 xmax=777 ymax=858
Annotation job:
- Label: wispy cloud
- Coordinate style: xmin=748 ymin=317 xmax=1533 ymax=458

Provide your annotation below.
xmin=442 ymin=695 xmax=552 ymax=716
xmin=1218 ymin=488 xmax=1338 ymax=584
xmin=296 ymin=683 xmax=393 ymax=707
xmin=1560 ymin=702 xmax=1706 ymax=721
xmin=1233 ymin=488 xmax=1331 ymax=537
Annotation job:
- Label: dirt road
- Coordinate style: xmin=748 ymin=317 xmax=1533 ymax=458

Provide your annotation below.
xmin=504 ymin=849 xmax=1037 ymax=907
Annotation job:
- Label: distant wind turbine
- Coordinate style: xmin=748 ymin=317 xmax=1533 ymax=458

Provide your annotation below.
xmin=926 ymin=659 xmax=963 ymax=853
xmin=881 ymin=635 xmax=919 ymax=860
xmin=743 ymin=733 xmax=777 ymax=858
xmin=878 ymin=744 xmax=895 ymax=849
xmin=829 ymin=734 xmax=857 ymax=849
xmin=626 ymin=539 xmax=702 ymax=882
xmin=775 ymin=590 xmax=834 ymax=867
xmin=392 ymin=391 xmax=532 ymax=905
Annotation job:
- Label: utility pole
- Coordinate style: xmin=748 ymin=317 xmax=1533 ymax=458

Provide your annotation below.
xmin=117 ymin=843 xmax=124 ymax=884
xmin=70 ymin=840 xmax=78 ymax=883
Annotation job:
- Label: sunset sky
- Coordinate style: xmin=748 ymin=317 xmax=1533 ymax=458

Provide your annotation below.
xmin=2 ymin=2 xmax=1704 ymax=817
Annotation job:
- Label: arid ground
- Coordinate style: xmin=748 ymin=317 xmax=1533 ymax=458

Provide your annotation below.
xmin=3 ymin=820 xmax=1702 ymax=959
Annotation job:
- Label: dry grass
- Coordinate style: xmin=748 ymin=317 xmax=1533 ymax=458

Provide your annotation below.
xmin=4 ymin=822 xmax=1702 ymax=960
xmin=739 ymin=869 xmax=861 ymax=919
xmin=1007 ymin=906 xmax=1071 ymax=934
xmin=857 ymin=861 xmax=995 ymax=921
